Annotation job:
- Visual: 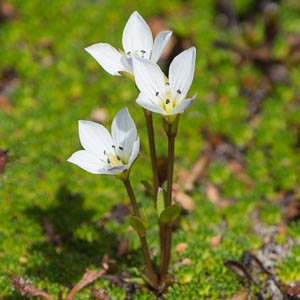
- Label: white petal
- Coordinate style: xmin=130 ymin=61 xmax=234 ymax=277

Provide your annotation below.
xmin=132 ymin=57 xmax=165 ymax=101
xmin=85 ymin=43 xmax=125 ymax=76
xmin=169 ymin=47 xmax=196 ymax=100
xmin=169 ymin=95 xmax=196 ymax=115
xmin=78 ymin=120 xmax=113 ymax=157
xmin=68 ymin=150 xmax=109 ymax=174
xmin=128 ymin=137 xmax=140 ymax=166
xmin=107 ymin=165 xmax=128 ymax=174
xmin=151 ymin=31 xmax=172 ymax=63
xmin=111 ymin=108 xmax=138 ymax=162
xmin=136 ymin=92 xmax=165 ymax=114
xmin=122 ymin=11 xmax=153 ymax=59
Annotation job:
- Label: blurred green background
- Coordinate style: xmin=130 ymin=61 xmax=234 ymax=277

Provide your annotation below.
xmin=0 ymin=0 xmax=300 ymax=299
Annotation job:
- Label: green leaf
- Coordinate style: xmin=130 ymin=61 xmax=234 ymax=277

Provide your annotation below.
xmin=156 ymin=187 xmax=165 ymax=216
xmin=159 ymin=204 xmax=181 ymax=223
xmin=129 ymin=216 xmax=147 ymax=234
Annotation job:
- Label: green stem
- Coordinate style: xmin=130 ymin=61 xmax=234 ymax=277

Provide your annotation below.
xmin=144 ymin=109 xmax=159 ymax=203
xmin=123 ymin=178 xmax=159 ymax=289
xmin=159 ymin=118 xmax=178 ymax=288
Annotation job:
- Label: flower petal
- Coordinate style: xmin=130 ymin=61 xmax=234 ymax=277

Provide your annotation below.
xmin=169 ymin=95 xmax=196 ymax=115
xmin=132 ymin=57 xmax=165 ymax=102
xmin=169 ymin=47 xmax=196 ymax=100
xmin=68 ymin=150 xmax=110 ymax=174
xmin=128 ymin=137 xmax=140 ymax=166
xmin=151 ymin=31 xmax=172 ymax=63
xmin=78 ymin=120 xmax=113 ymax=157
xmin=107 ymin=165 xmax=128 ymax=174
xmin=122 ymin=11 xmax=153 ymax=59
xmin=85 ymin=43 xmax=125 ymax=76
xmin=136 ymin=92 xmax=165 ymax=114
xmin=111 ymin=108 xmax=138 ymax=162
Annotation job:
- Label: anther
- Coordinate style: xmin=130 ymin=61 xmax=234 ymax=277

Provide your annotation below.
xmin=107 ymin=158 xmax=110 ymax=164
xmin=177 ymin=89 xmax=182 ymax=94
xmin=117 ymin=155 xmax=121 ymax=161
xmin=140 ymin=50 xmax=146 ymax=53
xmin=119 ymin=146 xmax=124 ymax=150
xmin=127 ymin=51 xmax=131 ymax=55
xmin=166 ymin=99 xmax=170 ymax=104
xmin=166 ymin=82 xmax=170 ymax=86
xmin=112 ymin=145 xmax=116 ymax=149
xmin=103 ymin=150 xmax=106 ymax=155
xmin=155 ymin=91 xmax=159 ymax=96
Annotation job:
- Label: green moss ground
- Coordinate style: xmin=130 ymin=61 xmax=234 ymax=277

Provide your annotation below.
xmin=0 ymin=0 xmax=300 ymax=299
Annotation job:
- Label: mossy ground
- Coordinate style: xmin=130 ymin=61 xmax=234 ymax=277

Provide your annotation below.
xmin=0 ymin=0 xmax=300 ymax=299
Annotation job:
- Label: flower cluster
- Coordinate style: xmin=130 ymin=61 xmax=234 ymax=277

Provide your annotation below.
xmin=69 ymin=11 xmax=196 ymax=176
xmin=68 ymin=10 xmax=197 ymax=292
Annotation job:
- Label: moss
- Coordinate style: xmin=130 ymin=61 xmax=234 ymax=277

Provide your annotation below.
xmin=1 ymin=0 xmax=300 ymax=299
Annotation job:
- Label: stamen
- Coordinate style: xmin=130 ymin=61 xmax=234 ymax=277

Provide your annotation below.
xmin=127 ymin=51 xmax=131 ymax=56
xmin=107 ymin=158 xmax=110 ymax=164
xmin=119 ymin=146 xmax=124 ymax=150
xmin=155 ymin=91 xmax=159 ymax=96
xmin=166 ymin=82 xmax=170 ymax=86
xmin=103 ymin=150 xmax=106 ymax=155
xmin=140 ymin=50 xmax=146 ymax=54
xmin=177 ymin=89 xmax=182 ymax=94
xmin=112 ymin=145 xmax=116 ymax=149
xmin=117 ymin=155 xmax=121 ymax=161
xmin=166 ymin=99 xmax=170 ymax=104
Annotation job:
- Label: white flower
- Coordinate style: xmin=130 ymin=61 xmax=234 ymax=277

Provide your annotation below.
xmin=132 ymin=47 xmax=196 ymax=119
xmin=85 ymin=11 xmax=172 ymax=76
xmin=68 ymin=108 xmax=140 ymax=176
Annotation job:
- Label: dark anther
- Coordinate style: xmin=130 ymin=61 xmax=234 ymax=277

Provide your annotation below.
xmin=166 ymin=99 xmax=170 ymax=104
xmin=155 ymin=91 xmax=159 ymax=96
xmin=112 ymin=145 xmax=116 ymax=149
xmin=140 ymin=50 xmax=146 ymax=53
xmin=117 ymin=155 xmax=121 ymax=160
xmin=127 ymin=51 xmax=131 ymax=55
xmin=166 ymin=82 xmax=170 ymax=86
xmin=103 ymin=150 xmax=106 ymax=155
xmin=107 ymin=158 xmax=111 ymax=164
xmin=177 ymin=89 xmax=182 ymax=94
xmin=119 ymin=146 xmax=124 ymax=150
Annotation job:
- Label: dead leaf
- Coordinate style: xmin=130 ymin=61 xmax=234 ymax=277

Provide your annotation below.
xmin=179 ymin=150 xmax=211 ymax=192
xmin=0 ymin=149 xmax=8 ymax=173
xmin=0 ymin=0 xmax=15 ymax=22
xmin=286 ymin=281 xmax=300 ymax=300
xmin=175 ymin=242 xmax=188 ymax=255
xmin=229 ymin=289 xmax=249 ymax=300
xmin=65 ymin=269 xmax=106 ymax=300
xmin=210 ymin=234 xmax=222 ymax=248
xmin=181 ymin=258 xmax=192 ymax=266
xmin=102 ymin=254 xmax=117 ymax=273
xmin=227 ymin=160 xmax=253 ymax=188
xmin=19 ymin=257 xmax=28 ymax=264
xmin=206 ymin=183 xmax=234 ymax=208
xmin=224 ymin=260 xmax=255 ymax=283
xmin=90 ymin=108 xmax=109 ymax=123
xmin=117 ymin=238 xmax=129 ymax=257
xmin=9 ymin=274 xmax=54 ymax=300
xmin=0 ymin=95 xmax=13 ymax=112
xmin=206 ymin=183 xmax=220 ymax=204
xmin=91 ymin=288 xmax=110 ymax=300
xmin=173 ymin=184 xmax=195 ymax=211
